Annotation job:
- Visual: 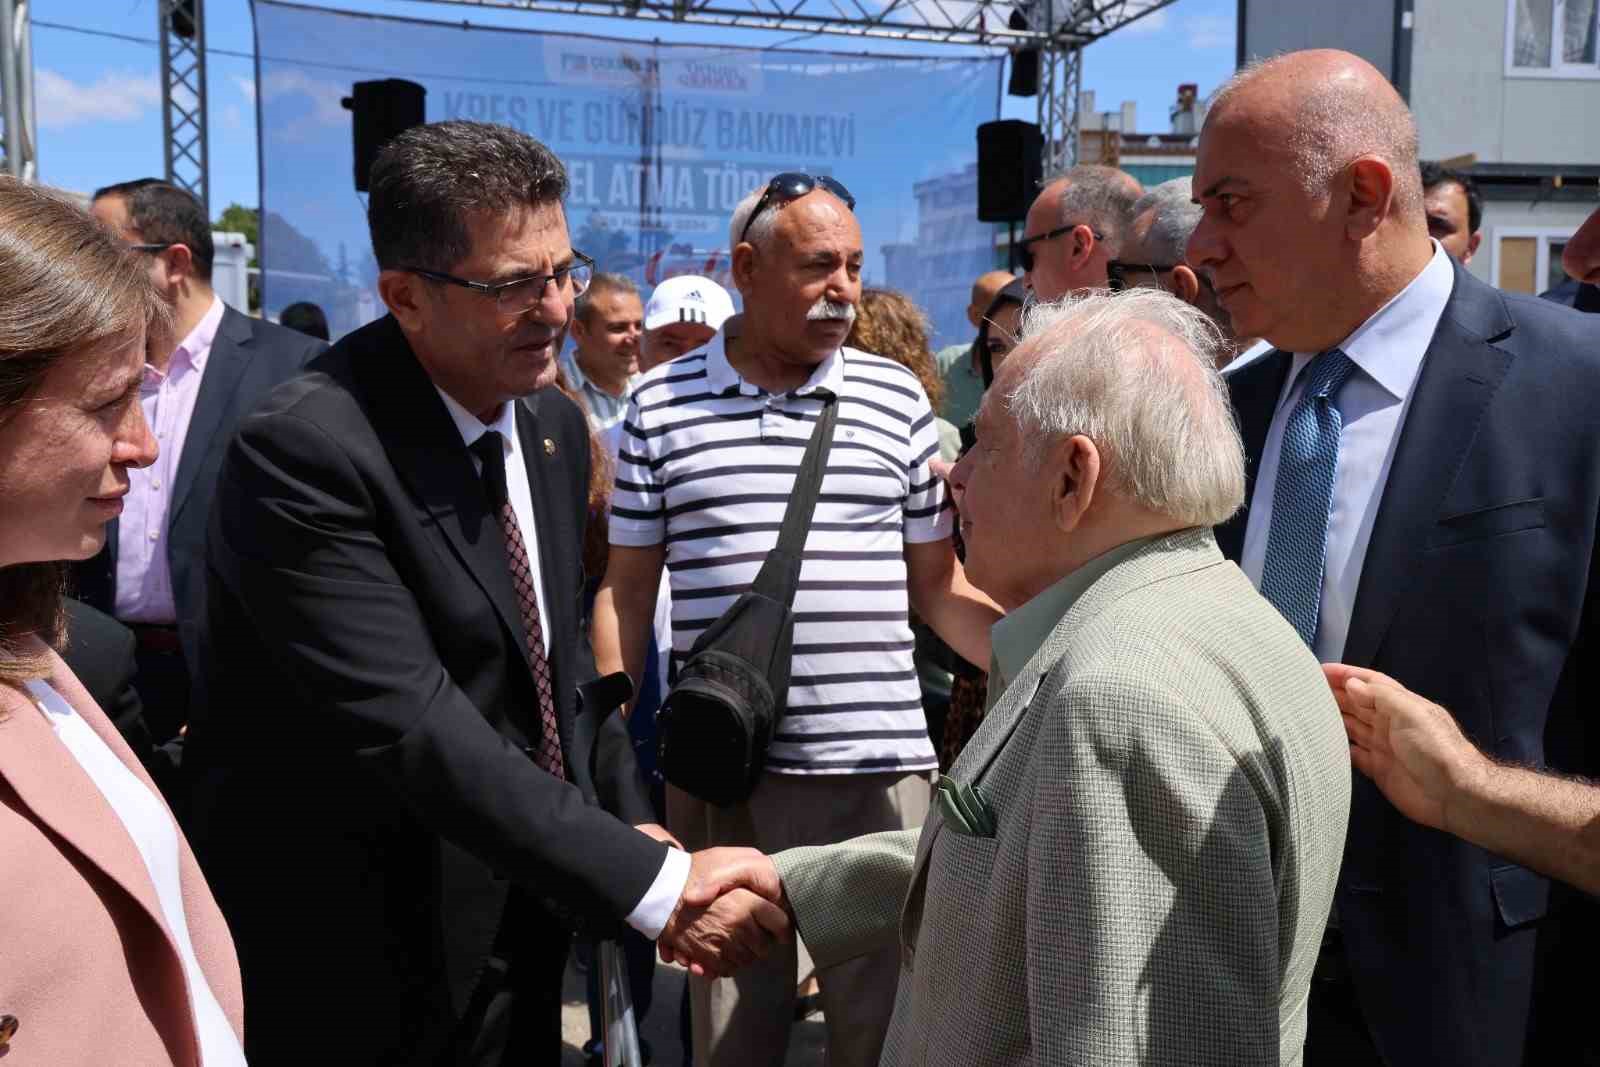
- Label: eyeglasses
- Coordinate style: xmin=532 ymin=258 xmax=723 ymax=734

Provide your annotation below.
xmin=129 ymin=243 xmax=175 ymax=254
xmin=403 ymin=250 xmax=596 ymax=317
xmin=1017 ymin=223 xmax=1103 ymax=273
xmin=1106 ymin=261 xmax=1179 ymax=292
xmin=738 ymin=172 xmax=856 ymax=245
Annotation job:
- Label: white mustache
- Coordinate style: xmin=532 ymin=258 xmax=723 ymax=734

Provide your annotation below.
xmin=806 ymin=299 xmax=856 ymax=324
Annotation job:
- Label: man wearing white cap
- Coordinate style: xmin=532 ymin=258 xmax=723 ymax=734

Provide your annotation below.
xmin=640 ymin=274 xmax=737 ymax=372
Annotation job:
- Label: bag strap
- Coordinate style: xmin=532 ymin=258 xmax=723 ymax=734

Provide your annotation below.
xmin=750 ymin=392 xmax=839 ymax=603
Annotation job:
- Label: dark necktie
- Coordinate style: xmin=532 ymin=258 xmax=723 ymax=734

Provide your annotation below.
xmin=1258 ymin=348 xmax=1358 ymax=648
xmin=472 ymin=431 xmax=565 ymax=780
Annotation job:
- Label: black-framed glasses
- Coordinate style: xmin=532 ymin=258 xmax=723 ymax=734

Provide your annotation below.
xmin=129 ymin=243 xmax=175 ymax=254
xmin=738 ymin=172 xmax=856 ymax=245
xmin=403 ymin=250 xmax=595 ymax=316
xmin=1106 ymin=261 xmax=1178 ymax=292
xmin=1017 ymin=223 xmax=1103 ymax=273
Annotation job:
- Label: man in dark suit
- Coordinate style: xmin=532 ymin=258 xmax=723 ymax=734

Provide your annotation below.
xmin=1191 ymin=51 xmax=1600 ymax=1066
xmin=184 ymin=121 xmax=786 ymax=1067
xmin=75 ymin=179 xmax=324 ymax=746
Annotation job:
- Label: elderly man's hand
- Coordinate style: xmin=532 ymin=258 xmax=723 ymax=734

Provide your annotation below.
xmin=658 ymin=847 xmax=791 ymax=977
xmin=1324 ymin=663 xmax=1492 ymax=833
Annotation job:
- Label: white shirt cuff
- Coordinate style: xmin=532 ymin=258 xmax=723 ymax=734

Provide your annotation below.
xmin=625 ymin=846 xmax=691 ymax=940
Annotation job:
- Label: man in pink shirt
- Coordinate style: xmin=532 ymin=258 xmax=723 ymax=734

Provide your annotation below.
xmin=74 ymin=179 xmax=324 ymax=755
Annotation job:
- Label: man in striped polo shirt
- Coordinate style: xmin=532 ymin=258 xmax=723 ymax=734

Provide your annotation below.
xmin=593 ymin=176 xmax=1000 ymax=1066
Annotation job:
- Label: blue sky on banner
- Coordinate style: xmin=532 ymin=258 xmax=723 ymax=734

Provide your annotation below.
xmin=30 ymin=0 xmax=1237 ymax=214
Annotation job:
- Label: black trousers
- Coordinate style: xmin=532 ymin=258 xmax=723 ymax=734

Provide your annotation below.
xmin=452 ymin=891 xmax=571 ymax=1067
xmin=1304 ymin=929 xmax=1384 ymax=1067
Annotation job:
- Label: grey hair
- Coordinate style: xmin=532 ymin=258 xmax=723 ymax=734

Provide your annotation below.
xmin=1002 ymin=288 xmax=1245 ymax=527
xmin=1049 ymin=164 xmax=1142 ymax=254
xmin=729 ymin=184 xmax=779 ymax=252
xmin=1211 ymin=54 xmax=1423 ymax=217
xmin=367 ymin=120 xmax=568 ymax=272
xmin=574 ymin=271 xmax=639 ymax=323
xmin=1131 ymin=177 xmax=1203 ymax=264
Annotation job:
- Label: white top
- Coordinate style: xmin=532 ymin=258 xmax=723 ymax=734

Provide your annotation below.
xmin=435 ymin=388 xmax=688 ymax=939
xmin=1239 ymin=242 xmax=1455 ymax=662
xmin=26 ymin=679 xmax=246 ymax=1067
xmin=602 ymin=417 xmax=674 ymax=704
xmin=610 ymin=322 xmax=953 ymax=775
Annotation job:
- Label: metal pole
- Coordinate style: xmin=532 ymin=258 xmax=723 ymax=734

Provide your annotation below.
xmin=0 ymin=0 xmax=23 ymax=179
xmin=598 ymin=939 xmax=644 ymax=1067
xmin=159 ymin=0 xmax=210 ymax=213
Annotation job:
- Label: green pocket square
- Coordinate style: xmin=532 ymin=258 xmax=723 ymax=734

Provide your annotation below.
xmin=935 ymin=775 xmax=997 ymax=837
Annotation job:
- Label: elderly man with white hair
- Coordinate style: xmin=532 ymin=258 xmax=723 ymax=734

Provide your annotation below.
xmin=592 ymin=173 xmax=1000 ymax=1066
xmin=677 ymin=287 xmax=1353 ymax=1066
xmin=1114 ymin=176 xmax=1255 ymax=365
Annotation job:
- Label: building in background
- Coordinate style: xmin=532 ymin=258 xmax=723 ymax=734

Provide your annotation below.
xmin=882 ymin=162 xmax=1004 ymax=346
xmin=1239 ymin=0 xmax=1600 ymax=294
xmin=1076 ymin=87 xmax=1201 ymax=187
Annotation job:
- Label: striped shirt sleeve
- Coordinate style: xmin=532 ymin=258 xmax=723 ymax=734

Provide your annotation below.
xmin=903 ymin=384 xmax=954 ymax=544
xmin=609 ymin=393 xmax=666 ymax=547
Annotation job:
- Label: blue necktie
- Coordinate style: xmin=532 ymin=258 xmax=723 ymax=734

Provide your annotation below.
xmin=1258 ymin=349 xmax=1358 ymax=648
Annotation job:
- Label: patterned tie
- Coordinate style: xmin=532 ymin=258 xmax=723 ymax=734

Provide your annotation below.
xmin=1258 ymin=349 xmax=1358 ymax=648
xmin=472 ymin=431 xmax=566 ymax=780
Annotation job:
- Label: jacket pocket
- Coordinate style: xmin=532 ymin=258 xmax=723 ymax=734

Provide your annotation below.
xmin=1428 ymin=498 xmax=1545 ymax=550
xmin=1490 ymin=862 xmax=1548 ymax=931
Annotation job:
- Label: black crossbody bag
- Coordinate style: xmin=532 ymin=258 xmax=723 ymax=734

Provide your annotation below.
xmin=655 ymin=394 xmax=839 ymax=807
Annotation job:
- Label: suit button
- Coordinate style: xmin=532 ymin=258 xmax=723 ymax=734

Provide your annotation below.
xmin=0 ymin=1013 xmax=18 ymax=1051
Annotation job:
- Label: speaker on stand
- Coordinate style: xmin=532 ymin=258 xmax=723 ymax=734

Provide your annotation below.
xmin=976 ymin=119 xmax=1043 ymax=272
xmin=341 ymin=79 xmax=428 ymax=193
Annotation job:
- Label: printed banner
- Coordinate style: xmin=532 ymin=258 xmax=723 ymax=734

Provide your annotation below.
xmin=254 ymin=2 xmax=1004 ymax=347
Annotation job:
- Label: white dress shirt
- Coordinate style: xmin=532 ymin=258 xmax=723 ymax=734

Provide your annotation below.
xmin=435 ymin=388 xmax=689 ymax=939
xmin=1239 ymin=242 xmax=1455 ymax=663
xmin=26 ymin=679 xmax=246 ymax=1067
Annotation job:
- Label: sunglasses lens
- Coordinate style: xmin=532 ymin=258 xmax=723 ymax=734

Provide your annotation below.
xmin=772 ymin=172 xmax=815 ymax=199
xmin=1019 ymin=245 xmax=1033 ymax=272
xmin=816 ymin=175 xmax=856 ymax=210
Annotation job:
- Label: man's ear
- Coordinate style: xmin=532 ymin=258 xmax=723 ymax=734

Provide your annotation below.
xmin=569 ymin=311 xmax=592 ymax=346
xmin=1170 ymin=264 xmax=1202 ymax=305
xmin=160 ymin=243 xmax=196 ymax=286
xmin=1051 ymin=433 xmax=1101 ymax=533
xmin=378 ymin=270 xmax=429 ymax=333
xmin=1462 ymin=231 xmax=1482 ymax=265
xmin=1345 ymin=156 xmax=1396 ymax=241
xmin=730 ymin=241 xmax=760 ymax=293
xmin=1068 ymin=224 xmax=1098 ymax=270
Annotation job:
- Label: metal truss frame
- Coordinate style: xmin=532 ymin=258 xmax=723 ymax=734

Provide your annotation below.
xmin=160 ymin=0 xmax=210 ymax=212
xmin=145 ymin=0 xmax=1171 ymax=202
xmin=0 ymin=0 xmax=37 ymax=181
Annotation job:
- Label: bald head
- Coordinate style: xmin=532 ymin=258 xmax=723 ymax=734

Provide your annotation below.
xmin=1187 ymin=48 xmax=1435 ymax=354
xmin=1211 ymin=50 xmax=1424 ymax=222
xmin=967 ymin=270 xmax=1016 ymax=329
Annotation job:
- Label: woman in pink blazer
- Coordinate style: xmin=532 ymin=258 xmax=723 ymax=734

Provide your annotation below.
xmin=0 ymin=177 xmax=245 ymax=1066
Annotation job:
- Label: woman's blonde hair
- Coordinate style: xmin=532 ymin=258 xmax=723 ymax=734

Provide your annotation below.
xmin=846 ymin=287 xmax=945 ymax=413
xmin=0 ymin=177 xmax=172 ymax=683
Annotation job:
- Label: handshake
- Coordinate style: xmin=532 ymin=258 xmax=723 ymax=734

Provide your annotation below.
xmin=659 ymin=846 xmax=792 ymax=979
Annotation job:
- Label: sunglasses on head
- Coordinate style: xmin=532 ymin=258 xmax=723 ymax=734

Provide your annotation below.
xmin=1016 ymin=222 xmax=1104 ymax=273
xmin=738 ymin=172 xmax=856 ymax=245
xmin=1106 ymin=261 xmax=1179 ymax=292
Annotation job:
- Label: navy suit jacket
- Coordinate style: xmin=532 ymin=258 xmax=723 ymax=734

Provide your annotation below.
xmin=72 ymin=305 xmax=325 ymax=669
xmin=1218 ymin=261 xmax=1600 ymax=1066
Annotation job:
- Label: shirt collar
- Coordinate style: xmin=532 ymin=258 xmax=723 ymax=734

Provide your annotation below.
xmin=561 ymin=349 xmax=636 ymax=400
xmin=171 ymin=295 xmax=225 ymax=375
xmin=1289 ymin=240 xmax=1454 ymax=403
xmin=434 ymin=387 xmax=518 ymax=452
xmin=990 ymin=534 xmax=1157 ymax=687
xmin=704 ymin=314 xmax=846 ymax=399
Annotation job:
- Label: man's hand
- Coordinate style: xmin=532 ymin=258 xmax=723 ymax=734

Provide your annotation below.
xmin=658 ymin=847 xmax=790 ymax=977
xmin=1324 ymin=663 xmax=1492 ymax=833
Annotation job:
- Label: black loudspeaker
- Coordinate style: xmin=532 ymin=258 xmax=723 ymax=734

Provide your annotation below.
xmin=341 ymin=79 xmax=427 ymax=193
xmin=976 ymin=120 xmax=1043 ymax=223
xmin=1007 ymin=8 xmax=1040 ymax=97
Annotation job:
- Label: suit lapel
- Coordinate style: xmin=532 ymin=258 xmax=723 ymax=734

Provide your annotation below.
xmin=355 ymin=318 xmax=527 ymax=657
xmin=1341 ymin=268 xmax=1516 ymax=666
xmin=1216 ymin=351 xmax=1292 ymax=561
xmin=170 ymin=307 xmax=254 ymax=528
xmin=516 ymin=392 xmax=579 ymax=686
xmin=0 ymin=657 xmax=174 ymax=948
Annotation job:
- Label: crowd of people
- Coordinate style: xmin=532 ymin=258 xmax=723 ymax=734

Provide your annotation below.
xmin=2 ymin=43 xmax=1600 ymax=1067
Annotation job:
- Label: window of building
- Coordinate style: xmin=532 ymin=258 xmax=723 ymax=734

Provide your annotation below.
xmin=1492 ymin=227 xmax=1575 ymax=293
xmin=1508 ymin=0 xmax=1600 ymax=76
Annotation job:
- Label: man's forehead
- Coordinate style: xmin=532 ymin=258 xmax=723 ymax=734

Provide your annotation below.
xmin=460 ymin=201 xmax=570 ymax=269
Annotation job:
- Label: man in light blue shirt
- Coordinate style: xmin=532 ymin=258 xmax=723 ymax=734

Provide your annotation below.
xmin=560 ymin=271 xmax=642 ymax=432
